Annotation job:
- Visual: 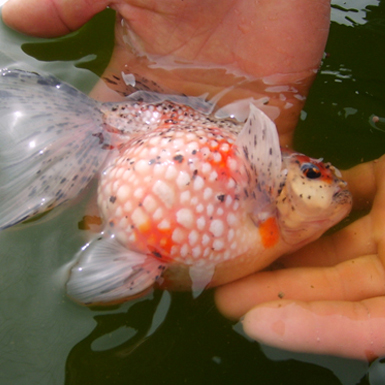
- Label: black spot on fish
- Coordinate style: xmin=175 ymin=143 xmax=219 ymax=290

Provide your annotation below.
xmin=173 ymin=154 xmax=184 ymax=163
xmin=152 ymin=250 xmax=162 ymax=259
xmin=0 ymin=90 xmax=12 ymax=97
xmin=217 ymin=194 xmax=225 ymax=202
xmin=37 ymin=77 xmax=60 ymax=87
xmin=110 ymin=196 xmax=117 ymax=203
xmin=92 ymin=132 xmax=104 ymax=144
xmin=28 ymin=187 xmax=37 ymax=197
xmin=165 ymin=119 xmax=178 ymax=124
xmin=243 ymin=145 xmax=249 ymax=161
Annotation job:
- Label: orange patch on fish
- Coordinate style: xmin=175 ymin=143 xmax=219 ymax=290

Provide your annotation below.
xmin=259 ymin=217 xmax=279 ymax=249
xmin=135 ymin=221 xmax=176 ymax=262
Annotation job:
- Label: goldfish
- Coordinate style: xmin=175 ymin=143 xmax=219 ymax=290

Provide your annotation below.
xmin=0 ymin=69 xmax=352 ymax=306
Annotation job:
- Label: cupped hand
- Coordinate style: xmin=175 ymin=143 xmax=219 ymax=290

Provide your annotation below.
xmin=215 ymin=155 xmax=385 ymax=361
xmin=1 ymin=0 xmax=331 ymax=146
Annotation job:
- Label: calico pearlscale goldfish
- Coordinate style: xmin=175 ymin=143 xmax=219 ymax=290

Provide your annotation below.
xmin=0 ymin=69 xmax=352 ymax=305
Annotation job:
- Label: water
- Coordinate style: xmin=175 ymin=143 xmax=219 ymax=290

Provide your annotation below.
xmin=0 ymin=2 xmax=384 ymax=384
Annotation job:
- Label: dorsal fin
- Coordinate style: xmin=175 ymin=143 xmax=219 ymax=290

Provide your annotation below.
xmin=235 ymin=105 xmax=282 ymax=217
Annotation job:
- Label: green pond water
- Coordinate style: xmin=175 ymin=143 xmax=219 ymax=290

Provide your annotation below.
xmin=0 ymin=2 xmax=385 ymax=384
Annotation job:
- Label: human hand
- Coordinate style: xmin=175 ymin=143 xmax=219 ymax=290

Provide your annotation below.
xmin=215 ymin=155 xmax=385 ymax=361
xmin=2 ymin=0 xmax=331 ymax=146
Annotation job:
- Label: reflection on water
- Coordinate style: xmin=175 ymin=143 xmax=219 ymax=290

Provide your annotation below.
xmin=331 ymin=0 xmax=380 ymax=26
xmin=0 ymin=2 xmax=385 ymax=385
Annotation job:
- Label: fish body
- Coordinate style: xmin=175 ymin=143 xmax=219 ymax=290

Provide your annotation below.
xmin=0 ymin=69 xmax=352 ymax=305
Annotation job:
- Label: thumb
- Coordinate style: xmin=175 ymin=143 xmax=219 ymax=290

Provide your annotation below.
xmin=2 ymin=0 xmax=109 ymax=37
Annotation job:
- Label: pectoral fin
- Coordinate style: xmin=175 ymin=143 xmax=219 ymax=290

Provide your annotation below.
xmin=188 ymin=262 xmax=215 ymax=298
xmin=67 ymin=236 xmax=167 ymax=305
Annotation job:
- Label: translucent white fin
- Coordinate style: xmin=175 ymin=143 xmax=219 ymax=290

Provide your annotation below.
xmin=235 ymin=105 xmax=282 ymax=213
xmin=0 ymin=69 xmax=109 ymax=229
xmin=67 ymin=236 xmax=167 ymax=305
xmin=214 ymin=97 xmax=268 ymax=121
xmin=189 ymin=262 xmax=215 ymax=298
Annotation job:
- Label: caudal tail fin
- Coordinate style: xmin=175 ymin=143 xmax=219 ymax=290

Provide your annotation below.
xmin=0 ymin=69 xmax=109 ymax=229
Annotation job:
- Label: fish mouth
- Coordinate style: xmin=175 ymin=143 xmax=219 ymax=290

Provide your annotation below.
xmin=297 ymin=187 xmax=352 ymax=227
xmin=332 ymin=187 xmax=352 ymax=205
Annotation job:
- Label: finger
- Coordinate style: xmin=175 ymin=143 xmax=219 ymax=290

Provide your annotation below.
xmin=215 ymin=254 xmax=385 ymax=319
xmin=2 ymin=0 xmax=109 ymax=37
xmin=279 ymin=213 xmax=376 ymax=268
xmin=341 ymin=156 xmax=385 ymax=211
xmin=242 ymin=297 xmax=385 ymax=361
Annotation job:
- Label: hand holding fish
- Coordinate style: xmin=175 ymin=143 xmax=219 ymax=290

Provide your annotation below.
xmin=3 ymin=0 xmax=382 ymax=362
xmin=2 ymin=0 xmax=331 ymax=146
xmin=216 ymin=156 xmax=385 ymax=361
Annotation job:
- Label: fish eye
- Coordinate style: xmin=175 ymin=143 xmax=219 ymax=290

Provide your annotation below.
xmin=301 ymin=163 xmax=322 ymax=179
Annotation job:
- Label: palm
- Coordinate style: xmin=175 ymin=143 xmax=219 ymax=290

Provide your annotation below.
xmin=2 ymin=0 xmax=330 ymax=145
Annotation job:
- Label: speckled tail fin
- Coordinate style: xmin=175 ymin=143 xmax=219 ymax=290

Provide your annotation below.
xmin=67 ymin=236 xmax=167 ymax=305
xmin=0 ymin=69 xmax=109 ymax=229
xmin=235 ymin=105 xmax=282 ymax=218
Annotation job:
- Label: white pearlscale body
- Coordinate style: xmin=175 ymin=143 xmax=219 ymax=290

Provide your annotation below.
xmin=96 ymin=102 xmax=273 ymax=292
xmin=99 ymin=107 xmax=254 ymax=265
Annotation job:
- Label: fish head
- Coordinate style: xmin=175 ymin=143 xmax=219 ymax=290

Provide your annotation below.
xmin=276 ymin=152 xmax=352 ymax=246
